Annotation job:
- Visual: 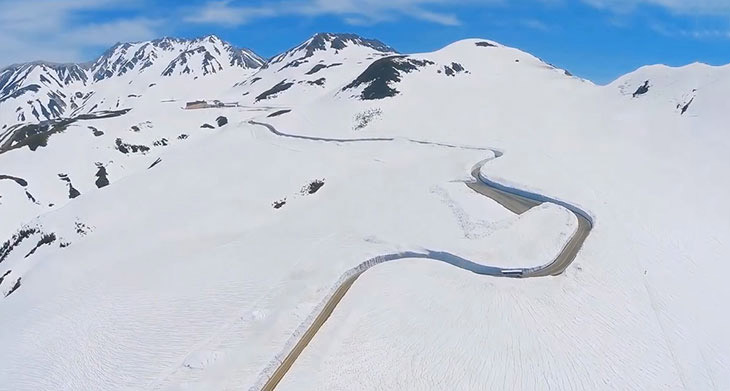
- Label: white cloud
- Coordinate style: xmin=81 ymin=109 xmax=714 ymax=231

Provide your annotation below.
xmin=650 ymin=22 xmax=730 ymax=40
xmin=582 ymin=0 xmax=730 ymax=15
xmin=519 ymin=18 xmax=550 ymax=31
xmin=0 ymin=0 xmax=161 ymax=67
xmin=3 ymin=0 xmax=729 ymax=67
xmin=183 ymin=1 xmax=278 ymax=26
xmin=183 ymin=0 xmax=478 ymax=27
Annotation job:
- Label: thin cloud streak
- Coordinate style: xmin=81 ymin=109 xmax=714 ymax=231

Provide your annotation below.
xmin=183 ymin=0 xmax=473 ymax=27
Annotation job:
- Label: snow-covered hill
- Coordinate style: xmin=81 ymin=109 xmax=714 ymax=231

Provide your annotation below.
xmin=610 ymin=62 xmax=730 ymax=128
xmin=1 ymin=32 xmax=729 ymax=391
xmin=0 ymin=35 xmax=263 ymax=127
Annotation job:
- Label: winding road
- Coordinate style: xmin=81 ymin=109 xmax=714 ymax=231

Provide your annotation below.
xmin=247 ymin=120 xmax=593 ymax=391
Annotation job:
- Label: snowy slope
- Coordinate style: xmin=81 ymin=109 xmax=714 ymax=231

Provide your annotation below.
xmin=610 ymin=62 xmax=730 ymax=129
xmin=1 ymin=33 xmax=729 ymax=391
xmin=266 ymin=40 xmax=730 ymax=391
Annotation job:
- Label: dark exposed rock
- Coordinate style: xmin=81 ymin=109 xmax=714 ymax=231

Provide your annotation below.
xmin=57 ymin=173 xmax=71 ymax=183
xmin=0 ymin=175 xmax=28 ymax=187
xmin=75 ymin=221 xmax=92 ymax=236
xmin=148 ymin=157 xmax=162 ymax=169
xmin=115 ymin=138 xmax=150 ymax=154
xmin=201 ymin=123 xmax=214 ymax=129
xmin=307 ymin=78 xmax=326 ymax=86
xmin=89 ymin=126 xmax=104 ymax=136
xmin=279 ymin=58 xmax=309 ymax=71
xmin=444 ymin=62 xmax=466 ymax=76
xmin=0 ymin=119 xmax=72 ymax=153
xmin=0 ymin=177 xmax=30 ymax=204
xmin=0 ymin=84 xmax=42 ymax=103
xmin=0 ymin=270 xmax=11 ymax=286
xmin=153 ymin=138 xmax=169 ymax=147
xmin=178 ymin=134 xmax=189 ymax=139
xmin=25 ymin=233 xmax=56 ymax=258
xmin=256 ymin=80 xmax=294 ymax=102
xmin=268 ymin=109 xmax=292 ymax=118
xmin=58 ymin=173 xmax=81 ymax=198
xmin=475 ymin=41 xmax=496 ymax=48
xmin=305 ymin=63 xmax=343 ymax=75
xmin=69 ymin=184 xmax=80 ymax=199
xmin=162 ymin=46 xmax=224 ymax=76
xmin=1 ymin=228 xmax=39 ymax=264
xmin=354 ymin=108 xmax=382 ymax=131
xmin=5 ymin=277 xmax=21 ymax=297
xmin=0 ymin=109 xmax=129 ymax=155
xmin=302 ymin=179 xmax=325 ymax=195
xmin=273 ymin=198 xmax=286 ymax=209
xmin=94 ymin=164 xmax=109 ymax=188
xmin=343 ymin=56 xmax=434 ymax=100
xmin=633 ymin=81 xmax=650 ymax=98
xmin=306 ymin=64 xmax=329 ymax=75
xmin=679 ymin=97 xmax=694 ymax=115
xmin=216 ymin=116 xmax=228 ymax=127
xmin=25 ymin=191 xmax=37 ymax=203
xmin=271 ymin=33 xmax=396 ymax=67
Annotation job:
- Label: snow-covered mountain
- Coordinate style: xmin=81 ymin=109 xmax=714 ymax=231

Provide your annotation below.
xmin=231 ymin=32 xmax=397 ymax=104
xmin=0 ymin=62 xmax=90 ymax=125
xmin=1 ymin=32 xmax=730 ymax=391
xmin=0 ymin=35 xmax=264 ymax=127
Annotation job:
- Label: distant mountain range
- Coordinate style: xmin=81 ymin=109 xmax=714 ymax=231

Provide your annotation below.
xmin=0 ymin=35 xmax=264 ymax=126
xmin=3 ymin=31 xmax=717 ymax=131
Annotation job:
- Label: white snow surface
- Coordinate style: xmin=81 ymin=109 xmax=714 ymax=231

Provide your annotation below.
xmin=1 ymin=35 xmax=729 ymax=391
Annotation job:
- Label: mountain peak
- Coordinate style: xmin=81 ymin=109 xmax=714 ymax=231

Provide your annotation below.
xmin=268 ymin=32 xmax=397 ymax=67
xmin=306 ymin=32 xmax=397 ymax=54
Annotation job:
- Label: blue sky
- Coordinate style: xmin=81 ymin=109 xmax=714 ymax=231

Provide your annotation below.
xmin=2 ymin=0 xmax=730 ymax=84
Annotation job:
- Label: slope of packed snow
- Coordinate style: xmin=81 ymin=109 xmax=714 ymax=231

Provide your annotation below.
xmin=264 ymin=39 xmax=730 ymax=391
xmin=0 ymin=102 xmax=251 ymax=240
xmin=1 ymin=33 xmax=729 ymax=391
xmin=266 ymin=38 xmax=590 ymax=140
xmin=0 ymin=107 xmax=577 ymax=390
xmin=610 ymin=62 xmax=730 ymax=127
xmin=278 ymin=259 xmax=681 ymax=391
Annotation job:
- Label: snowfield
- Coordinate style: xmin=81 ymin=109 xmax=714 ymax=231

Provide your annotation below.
xmin=0 ymin=112 xmax=580 ymax=390
xmin=278 ymin=259 xmax=682 ymax=391
xmin=1 ymin=33 xmax=729 ymax=391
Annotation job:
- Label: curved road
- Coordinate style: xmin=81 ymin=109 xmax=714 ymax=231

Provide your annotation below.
xmin=247 ymin=120 xmax=593 ymax=391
